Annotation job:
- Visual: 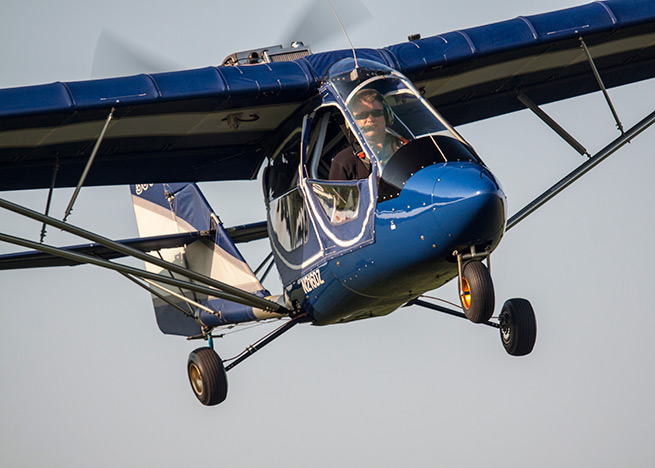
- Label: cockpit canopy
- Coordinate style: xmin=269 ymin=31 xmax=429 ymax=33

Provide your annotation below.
xmin=328 ymin=58 xmax=451 ymax=147
xmin=326 ymin=58 xmax=482 ymax=199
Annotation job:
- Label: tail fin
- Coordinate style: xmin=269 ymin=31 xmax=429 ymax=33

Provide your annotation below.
xmin=130 ymin=183 xmax=276 ymax=336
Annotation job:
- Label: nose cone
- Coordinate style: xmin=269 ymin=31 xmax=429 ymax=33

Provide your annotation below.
xmin=430 ymin=163 xmax=506 ymax=248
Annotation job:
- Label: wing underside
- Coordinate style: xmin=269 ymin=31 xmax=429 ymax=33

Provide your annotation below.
xmin=0 ymin=63 xmax=318 ymax=190
xmin=0 ymin=1 xmax=653 ymax=191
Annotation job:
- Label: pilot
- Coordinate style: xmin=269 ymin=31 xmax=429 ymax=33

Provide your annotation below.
xmin=329 ymin=88 xmax=405 ymax=181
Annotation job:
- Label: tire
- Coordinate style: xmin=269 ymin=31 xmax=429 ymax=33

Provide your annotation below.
xmin=459 ymin=260 xmax=495 ymax=323
xmin=499 ymin=298 xmax=537 ymax=356
xmin=187 ymin=347 xmax=228 ymax=406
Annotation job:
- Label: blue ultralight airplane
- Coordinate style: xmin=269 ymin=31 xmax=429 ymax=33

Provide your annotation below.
xmin=1 ymin=0 xmax=654 ymax=405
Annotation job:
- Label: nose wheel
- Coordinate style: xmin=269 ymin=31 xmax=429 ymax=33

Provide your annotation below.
xmin=458 ymin=260 xmax=495 ymax=323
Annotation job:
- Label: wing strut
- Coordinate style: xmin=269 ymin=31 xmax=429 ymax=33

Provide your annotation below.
xmin=516 ymin=92 xmax=589 ymax=158
xmin=39 ymin=156 xmax=60 ymax=243
xmin=0 ymin=196 xmax=285 ymax=312
xmin=254 ymin=252 xmax=276 ymax=283
xmin=507 ymin=108 xmax=655 ymax=230
xmin=63 ymin=107 xmax=115 ymax=222
xmin=579 ymin=37 xmax=624 ymax=135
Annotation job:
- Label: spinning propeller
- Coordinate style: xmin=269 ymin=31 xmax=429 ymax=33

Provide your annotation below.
xmin=91 ymin=0 xmax=372 ymax=78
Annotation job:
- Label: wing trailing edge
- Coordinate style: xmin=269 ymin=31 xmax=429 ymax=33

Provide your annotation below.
xmin=0 ymin=1 xmax=653 ymax=190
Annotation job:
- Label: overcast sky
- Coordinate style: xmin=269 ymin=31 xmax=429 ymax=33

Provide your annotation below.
xmin=1 ymin=1 xmax=654 ymax=467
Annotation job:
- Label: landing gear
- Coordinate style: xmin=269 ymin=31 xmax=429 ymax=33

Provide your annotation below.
xmin=187 ymin=347 xmax=228 ymax=406
xmin=411 ymin=296 xmax=537 ymax=356
xmin=459 ymin=260 xmax=495 ymax=323
xmin=499 ymin=298 xmax=537 ymax=356
xmin=185 ymin=315 xmax=308 ymax=406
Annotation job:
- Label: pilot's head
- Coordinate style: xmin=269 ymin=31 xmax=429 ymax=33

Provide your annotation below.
xmin=350 ymin=89 xmax=391 ymax=145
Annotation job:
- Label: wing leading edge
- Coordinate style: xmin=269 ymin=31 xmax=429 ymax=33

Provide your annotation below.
xmin=0 ymin=62 xmax=319 ymax=191
xmin=381 ymin=0 xmax=655 ymax=125
xmin=1 ymin=1 xmax=653 ymax=191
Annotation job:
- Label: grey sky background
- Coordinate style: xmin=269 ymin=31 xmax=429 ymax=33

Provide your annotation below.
xmin=1 ymin=0 xmax=654 ymax=466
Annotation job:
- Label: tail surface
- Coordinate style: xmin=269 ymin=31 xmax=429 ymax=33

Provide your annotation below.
xmin=130 ymin=183 xmax=278 ymax=335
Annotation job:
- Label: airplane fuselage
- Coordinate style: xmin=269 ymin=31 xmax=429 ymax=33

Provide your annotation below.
xmin=285 ymin=160 xmax=506 ymax=324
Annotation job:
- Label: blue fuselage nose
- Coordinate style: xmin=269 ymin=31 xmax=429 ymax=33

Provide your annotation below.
xmin=429 ymin=162 xmax=507 ymax=250
xmin=312 ymin=162 xmax=507 ymax=324
xmin=377 ymin=161 xmax=506 ymax=253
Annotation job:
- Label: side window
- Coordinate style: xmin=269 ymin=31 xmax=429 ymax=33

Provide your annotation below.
xmin=310 ymin=182 xmax=360 ymax=225
xmin=268 ymin=188 xmax=308 ymax=252
xmin=304 ymin=107 xmax=365 ymax=226
xmin=265 ymin=130 xmax=301 ymax=200
xmin=305 ymin=107 xmax=353 ymax=180
xmin=265 ymin=129 xmax=309 ymax=251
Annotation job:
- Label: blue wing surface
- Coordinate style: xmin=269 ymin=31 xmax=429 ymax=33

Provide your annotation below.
xmin=0 ymin=62 xmax=319 ymax=190
xmin=380 ymin=0 xmax=655 ymax=125
xmin=0 ymin=1 xmax=653 ymax=191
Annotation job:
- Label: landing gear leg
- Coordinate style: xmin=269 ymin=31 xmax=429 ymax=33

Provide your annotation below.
xmin=409 ymin=296 xmax=537 ymax=357
xmin=185 ymin=314 xmax=308 ymax=406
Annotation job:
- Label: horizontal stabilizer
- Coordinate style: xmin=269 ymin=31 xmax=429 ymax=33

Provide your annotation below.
xmin=0 ymin=231 xmax=208 ymax=270
xmin=0 ymin=221 xmax=269 ymax=270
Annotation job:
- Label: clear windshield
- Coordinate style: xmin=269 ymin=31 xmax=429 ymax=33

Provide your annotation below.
xmin=328 ymin=59 xmax=453 ymax=166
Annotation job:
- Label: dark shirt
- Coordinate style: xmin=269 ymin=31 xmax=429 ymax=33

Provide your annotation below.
xmin=328 ymin=148 xmax=371 ymax=181
xmin=328 ymin=135 xmax=405 ymax=181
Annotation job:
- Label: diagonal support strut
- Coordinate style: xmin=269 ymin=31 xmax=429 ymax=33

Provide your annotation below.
xmin=0 ymin=196 xmax=284 ymax=312
xmin=579 ymin=37 xmax=624 ymax=134
xmin=517 ymin=91 xmax=590 ymax=157
xmin=507 ymin=108 xmax=655 ymax=230
xmin=63 ymin=107 xmax=115 ymax=222
xmin=223 ymin=314 xmax=309 ymax=371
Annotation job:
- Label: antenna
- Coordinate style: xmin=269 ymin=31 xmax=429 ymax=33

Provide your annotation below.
xmin=327 ymin=0 xmax=359 ymax=71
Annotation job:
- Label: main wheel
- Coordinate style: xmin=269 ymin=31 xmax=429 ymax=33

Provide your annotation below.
xmin=459 ymin=260 xmax=495 ymax=323
xmin=187 ymin=347 xmax=228 ymax=406
xmin=499 ymin=298 xmax=537 ymax=356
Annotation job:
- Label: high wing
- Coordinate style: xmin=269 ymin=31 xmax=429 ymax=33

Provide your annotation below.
xmin=0 ymin=62 xmax=319 ymax=190
xmin=385 ymin=0 xmax=655 ymax=126
xmin=0 ymin=0 xmax=653 ymax=191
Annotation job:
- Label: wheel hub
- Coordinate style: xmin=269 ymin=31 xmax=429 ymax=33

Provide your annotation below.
xmin=189 ymin=363 xmax=204 ymax=396
xmin=499 ymin=312 xmax=511 ymax=344
xmin=460 ymin=278 xmax=472 ymax=310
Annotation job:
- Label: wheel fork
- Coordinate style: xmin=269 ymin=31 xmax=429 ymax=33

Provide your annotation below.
xmin=453 ymin=246 xmax=492 ymax=296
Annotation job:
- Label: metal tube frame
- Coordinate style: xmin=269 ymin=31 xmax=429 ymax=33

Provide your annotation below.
xmin=0 ymin=196 xmax=283 ymax=312
xmin=224 ymin=314 xmax=309 ymax=371
xmin=63 ymin=107 xmax=115 ymax=222
xmin=410 ymin=298 xmax=500 ymax=329
xmin=579 ymin=37 xmax=624 ymax=134
xmin=0 ymin=230 xmax=261 ymax=307
xmin=517 ymin=91 xmax=589 ymax=157
xmin=40 ymin=156 xmax=60 ymax=243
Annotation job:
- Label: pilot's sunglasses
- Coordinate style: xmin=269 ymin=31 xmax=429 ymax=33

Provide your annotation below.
xmin=353 ymin=109 xmax=384 ymax=120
